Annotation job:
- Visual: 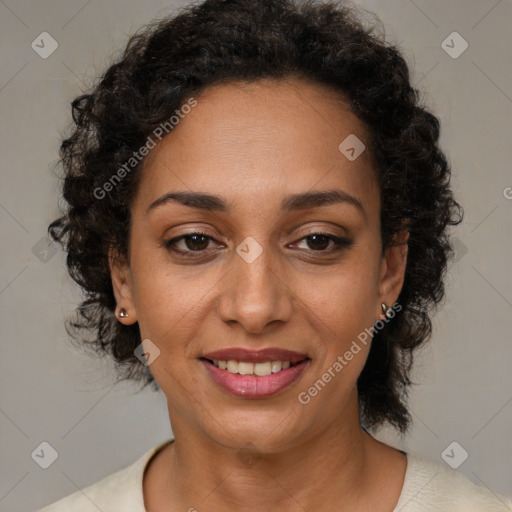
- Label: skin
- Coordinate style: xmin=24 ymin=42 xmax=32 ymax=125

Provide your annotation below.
xmin=110 ymin=77 xmax=409 ymax=512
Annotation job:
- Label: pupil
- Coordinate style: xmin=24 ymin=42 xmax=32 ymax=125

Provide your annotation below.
xmin=187 ymin=234 xmax=208 ymax=251
xmin=308 ymin=235 xmax=329 ymax=250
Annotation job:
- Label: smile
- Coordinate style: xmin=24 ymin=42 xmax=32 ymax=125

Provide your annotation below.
xmin=200 ymin=348 xmax=310 ymax=398
xmin=209 ymin=359 xmax=293 ymax=376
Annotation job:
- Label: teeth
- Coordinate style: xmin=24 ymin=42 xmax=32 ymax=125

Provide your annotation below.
xmin=211 ymin=359 xmax=294 ymax=376
xmin=238 ymin=362 xmax=254 ymax=375
xmin=254 ymin=362 xmax=272 ymax=376
xmin=271 ymin=360 xmax=282 ymax=373
xmin=227 ymin=360 xmax=239 ymax=373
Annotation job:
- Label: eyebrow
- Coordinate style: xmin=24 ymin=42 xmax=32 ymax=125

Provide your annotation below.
xmin=147 ymin=189 xmax=365 ymax=218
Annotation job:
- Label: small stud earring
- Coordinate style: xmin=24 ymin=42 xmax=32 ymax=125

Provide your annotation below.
xmin=118 ymin=308 xmax=128 ymax=318
xmin=381 ymin=303 xmax=392 ymax=319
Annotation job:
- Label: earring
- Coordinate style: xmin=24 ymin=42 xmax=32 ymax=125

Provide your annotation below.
xmin=118 ymin=308 xmax=128 ymax=318
xmin=381 ymin=303 xmax=393 ymax=319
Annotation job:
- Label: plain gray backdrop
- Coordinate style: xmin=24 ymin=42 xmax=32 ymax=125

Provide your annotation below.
xmin=0 ymin=0 xmax=511 ymax=510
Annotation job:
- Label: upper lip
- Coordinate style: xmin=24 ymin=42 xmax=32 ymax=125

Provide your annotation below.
xmin=201 ymin=348 xmax=309 ymax=364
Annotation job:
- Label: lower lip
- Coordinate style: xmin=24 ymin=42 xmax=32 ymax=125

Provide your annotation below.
xmin=201 ymin=359 xmax=310 ymax=398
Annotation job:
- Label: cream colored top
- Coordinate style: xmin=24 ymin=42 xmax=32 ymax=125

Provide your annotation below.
xmin=39 ymin=438 xmax=512 ymax=511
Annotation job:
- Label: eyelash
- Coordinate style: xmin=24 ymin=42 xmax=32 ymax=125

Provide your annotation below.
xmin=163 ymin=231 xmax=353 ymax=258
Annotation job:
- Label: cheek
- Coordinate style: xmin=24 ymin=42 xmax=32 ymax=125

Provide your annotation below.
xmin=302 ymin=254 xmax=379 ymax=339
xmin=130 ymin=257 xmax=206 ymax=397
xmin=296 ymin=256 xmax=380 ymax=391
xmin=129 ymin=245 xmax=208 ymax=345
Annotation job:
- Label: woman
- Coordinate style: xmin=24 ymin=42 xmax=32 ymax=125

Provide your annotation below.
xmin=40 ymin=0 xmax=512 ymax=510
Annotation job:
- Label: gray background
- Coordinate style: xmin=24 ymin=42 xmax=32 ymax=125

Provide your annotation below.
xmin=0 ymin=0 xmax=511 ymax=510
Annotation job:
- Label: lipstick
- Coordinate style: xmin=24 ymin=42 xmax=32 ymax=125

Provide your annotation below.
xmin=200 ymin=348 xmax=310 ymax=398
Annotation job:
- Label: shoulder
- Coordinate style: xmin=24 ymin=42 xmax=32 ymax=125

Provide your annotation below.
xmin=38 ymin=439 xmax=174 ymax=512
xmin=395 ymin=452 xmax=512 ymax=512
xmin=37 ymin=453 xmax=148 ymax=512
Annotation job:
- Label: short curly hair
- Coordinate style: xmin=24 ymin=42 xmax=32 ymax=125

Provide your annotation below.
xmin=49 ymin=0 xmax=463 ymax=433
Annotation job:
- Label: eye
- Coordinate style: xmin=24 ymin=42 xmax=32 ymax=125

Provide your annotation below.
xmin=291 ymin=233 xmax=353 ymax=254
xmin=164 ymin=232 xmax=218 ymax=257
xmin=164 ymin=231 xmax=352 ymax=258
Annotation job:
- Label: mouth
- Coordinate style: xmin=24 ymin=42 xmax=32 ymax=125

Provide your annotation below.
xmin=199 ymin=348 xmax=310 ymax=398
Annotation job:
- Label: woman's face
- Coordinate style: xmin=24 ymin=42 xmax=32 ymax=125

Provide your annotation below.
xmin=111 ymin=77 xmax=407 ymax=452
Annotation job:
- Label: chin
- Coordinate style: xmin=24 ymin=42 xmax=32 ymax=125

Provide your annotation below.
xmin=201 ymin=409 xmax=309 ymax=453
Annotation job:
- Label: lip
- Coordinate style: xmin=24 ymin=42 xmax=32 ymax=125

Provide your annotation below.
xmin=201 ymin=358 xmax=310 ymax=398
xmin=199 ymin=348 xmax=310 ymax=399
xmin=201 ymin=347 xmax=308 ymax=364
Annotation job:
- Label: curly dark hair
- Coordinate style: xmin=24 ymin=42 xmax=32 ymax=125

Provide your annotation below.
xmin=49 ymin=0 xmax=463 ymax=433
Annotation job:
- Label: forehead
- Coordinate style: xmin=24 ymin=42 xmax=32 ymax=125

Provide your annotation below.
xmin=135 ymin=77 xmax=379 ymax=217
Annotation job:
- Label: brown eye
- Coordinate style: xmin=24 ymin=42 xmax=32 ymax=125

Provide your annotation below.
xmin=164 ymin=231 xmax=352 ymax=260
xmin=182 ymin=234 xmax=210 ymax=251
xmin=293 ymin=233 xmax=353 ymax=254
xmin=164 ymin=232 xmax=216 ymax=256
xmin=305 ymin=234 xmax=331 ymax=251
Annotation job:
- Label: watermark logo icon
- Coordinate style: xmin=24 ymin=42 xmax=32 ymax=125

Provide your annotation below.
xmin=441 ymin=32 xmax=468 ymax=59
xmin=32 ymin=236 xmax=58 ymax=263
xmin=134 ymin=339 xmax=161 ymax=366
xmin=31 ymin=441 xmax=59 ymax=469
xmin=236 ymin=237 xmax=263 ymax=264
xmin=338 ymin=134 xmax=365 ymax=161
xmin=237 ymin=442 xmax=262 ymax=467
xmin=452 ymin=237 xmax=468 ymax=264
xmin=31 ymin=32 xmax=59 ymax=59
xmin=441 ymin=441 xmax=468 ymax=469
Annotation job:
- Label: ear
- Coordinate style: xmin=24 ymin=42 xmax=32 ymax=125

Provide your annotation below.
xmin=108 ymin=245 xmax=137 ymax=325
xmin=376 ymin=229 xmax=409 ymax=319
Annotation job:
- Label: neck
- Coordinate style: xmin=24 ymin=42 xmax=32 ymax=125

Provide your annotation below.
xmin=147 ymin=393 xmax=394 ymax=512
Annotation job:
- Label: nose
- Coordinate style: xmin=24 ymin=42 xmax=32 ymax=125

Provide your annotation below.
xmin=216 ymin=240 xmax=293 ymax=334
